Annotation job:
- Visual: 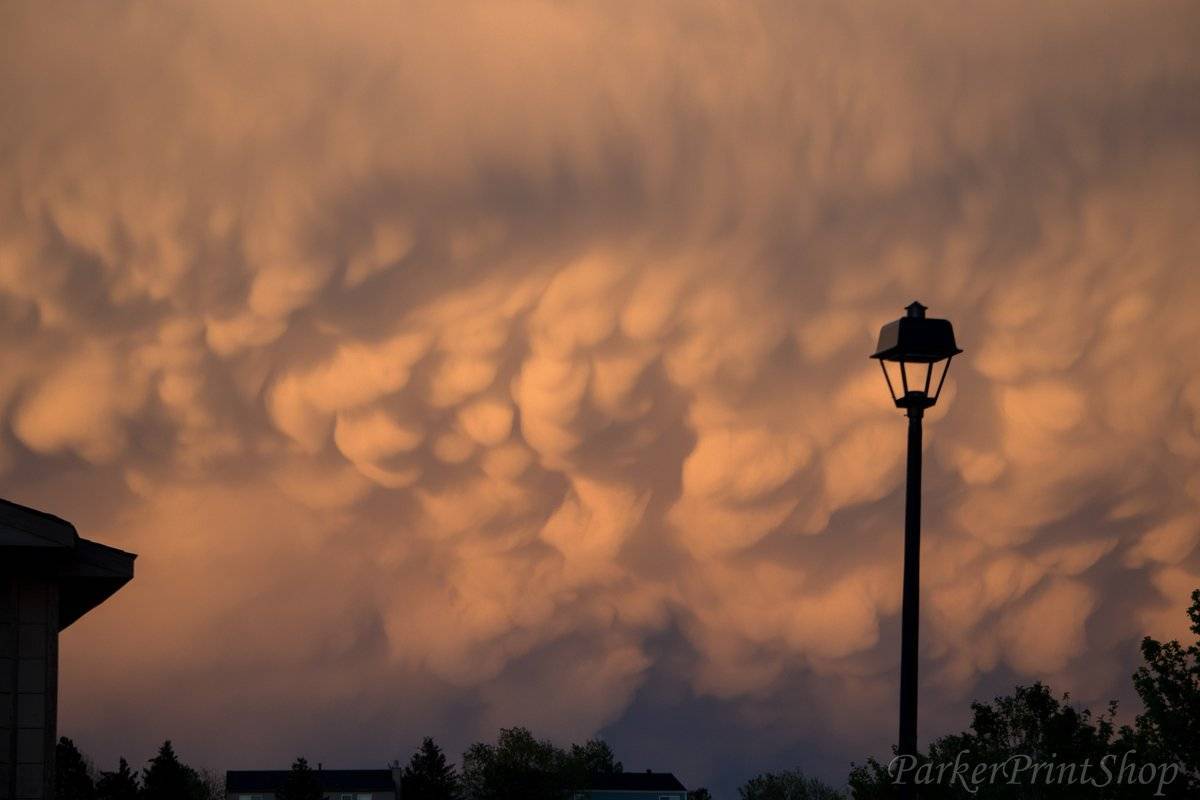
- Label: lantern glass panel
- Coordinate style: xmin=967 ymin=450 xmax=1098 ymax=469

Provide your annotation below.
xmin=881 ymin=359 xmax=905 ymax=402
xmin=929 ymin=356 xmax=954 ymax=401
xmin=903 ymin=361 xmax=934 ymax=396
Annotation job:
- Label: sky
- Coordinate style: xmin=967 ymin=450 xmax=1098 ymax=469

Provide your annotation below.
xmin=2 ymin=0 xmax=1200 ymax=794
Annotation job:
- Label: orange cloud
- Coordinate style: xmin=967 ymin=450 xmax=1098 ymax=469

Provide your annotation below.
xmin=1 ymin=0 xmax=1197 ymax=788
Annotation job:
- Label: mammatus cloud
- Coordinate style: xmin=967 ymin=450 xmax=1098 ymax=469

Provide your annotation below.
xmin=2 ymin=0 xmax=1199 ymax=788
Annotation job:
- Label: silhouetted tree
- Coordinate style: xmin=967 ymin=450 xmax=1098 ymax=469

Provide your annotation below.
xmin=560 ymin=739 xmax=622 ymax=791
xmin=276 ymin=758 xmax=323 ymax=800
xmin=848 ymin=684 xmax=1146 ymax=799
xmin=1129 ymin=589 xmax=1200 ymax=792
xmin=198 ymin=768 xmax=225 ymax=800
xmin=55 ymin=737 xmax=95 ymax=800
xmin=94 ymin=758 xmax=139 ymax=800
xmin=740 ymin=769 xmax=843 ymax=800
xmin=461 ymin=728 xmax=626 ymax=800
xmin=462 ymin=727 xmax=559 ymax=800
xmin=688 ymin=788 xmax=713 ymax=800
xmin=140 ymin=741 xmax=207 ymax=800
xmin=461 ymin=727 xmax=566 ymax=800
xmin=846 ymin=590 xmax=1200 ymax=799
xmin=402 ymin=738 xmax=462 ymax=800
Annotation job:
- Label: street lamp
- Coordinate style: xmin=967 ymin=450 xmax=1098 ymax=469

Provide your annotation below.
xmin=870 ymin=301 xmax=962 ymax=795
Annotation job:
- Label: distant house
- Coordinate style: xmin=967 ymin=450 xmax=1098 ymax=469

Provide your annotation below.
xmin=225 ymin=769 xmax=401 ymax=800
xmin=575 ymin=771 xmax=688 ymax=800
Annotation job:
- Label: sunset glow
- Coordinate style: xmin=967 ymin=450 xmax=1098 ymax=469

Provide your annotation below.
xmin=3 ymin=0 xmax=1199 ymax=793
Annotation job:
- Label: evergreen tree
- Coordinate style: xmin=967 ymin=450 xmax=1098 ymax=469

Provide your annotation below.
xmin=95 ymin=758 xmax=139 ymax=800
xmin=140 ymin=741 xmax=206 ymax=800
xmin=55 ymin=737 xmax=95 ymax=800
xmin=402 ymin=738 xmax=462 ymax=800
xmin=276 ymin=758 xmax=324 ymax=800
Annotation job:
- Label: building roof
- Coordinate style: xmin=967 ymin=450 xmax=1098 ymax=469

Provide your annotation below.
xmin=0 ymin=496 xmax=79 ymax=547
xmin=57 ymin=538 xmax=139 ymax=628
xmin=226 ymin=770 xmax=397 ymax=793
xmin=586 ymin=772 xmax=687 ymax=791
xmin=0 ymin=496 xmax=136 ymax=630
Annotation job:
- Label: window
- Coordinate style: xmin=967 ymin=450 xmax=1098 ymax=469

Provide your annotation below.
xmin=238 ymin=796 xmax=264 ymax=800
xmin=358 ymin=795 xmax=373 ymax=800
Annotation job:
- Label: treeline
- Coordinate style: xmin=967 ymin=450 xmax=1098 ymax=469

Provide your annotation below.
xmin=416 ymin=729 xmax=622 ymax=800
xmin=268 ymin=731 xmax=632 ymax=800
xmin=56 ymin=739 xmax=222 ymax=800
xmin=55 ymin=730 xmax=645 ymax=800
xmin=58 ymin=589 xmax=1200 ymax=800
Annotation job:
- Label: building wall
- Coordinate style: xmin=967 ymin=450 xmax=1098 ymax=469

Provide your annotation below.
xmin=0 ymin=578 xmax=59 ymax=800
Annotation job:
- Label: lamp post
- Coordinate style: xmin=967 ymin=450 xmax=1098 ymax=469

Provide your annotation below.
xmin=870 ymin=301 xmax=962 ymax=797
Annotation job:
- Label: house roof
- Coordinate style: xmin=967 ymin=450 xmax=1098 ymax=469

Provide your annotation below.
xmin=586 ymin=772 xmax=687 ymax=791
xmin=226 ymin=770 xmax=397 ymax=793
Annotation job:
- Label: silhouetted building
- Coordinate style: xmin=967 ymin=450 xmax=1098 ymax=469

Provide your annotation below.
xmin=575 ymin=771 xmax=688 ymax=800
xmin=225 ymin=769 xmax=402 ymax=800
xmin=1 ymin=498 xmax=136 ymax=800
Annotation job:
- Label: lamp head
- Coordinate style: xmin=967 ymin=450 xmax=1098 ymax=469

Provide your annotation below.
xmin=870 ymin=301 xmax=962 ymax=411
